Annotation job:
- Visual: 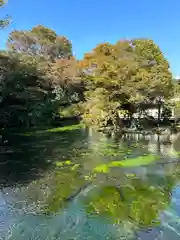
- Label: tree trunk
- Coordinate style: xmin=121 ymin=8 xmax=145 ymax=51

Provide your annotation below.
xmin=158 ymin=103 xmax=161 ymax=122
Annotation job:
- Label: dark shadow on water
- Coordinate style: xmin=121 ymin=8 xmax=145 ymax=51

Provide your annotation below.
xmin=0 ymin=127 xmax=88 ymax=187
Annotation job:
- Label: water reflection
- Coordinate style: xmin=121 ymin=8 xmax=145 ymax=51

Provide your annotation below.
xmin=122 ymin=132 xmax=180 ymax=158
xmin=0 ymin=129 xmax=180 ymax=239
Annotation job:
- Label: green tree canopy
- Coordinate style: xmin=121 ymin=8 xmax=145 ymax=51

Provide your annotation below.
xmin=0 ymin=51 xmax=58 ymax=128
xmin=79 ymin=39 xmax=173 ymax=128
xmin=80 ymin=39 xmax=172 ymax=102
xmin=7 ymin=25 xmax=72 ymax=60
xmin=0 ymin=25 xmax=82 ymax=129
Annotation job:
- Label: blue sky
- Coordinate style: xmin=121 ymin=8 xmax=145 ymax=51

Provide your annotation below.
xmin=1 ymin=0 xmax=180 ymax=76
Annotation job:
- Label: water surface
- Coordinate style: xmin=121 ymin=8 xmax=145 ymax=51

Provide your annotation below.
xmin=1 ymin=128 xmax=180 ymax=239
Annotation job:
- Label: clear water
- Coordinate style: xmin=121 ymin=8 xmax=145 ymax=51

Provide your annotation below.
xmin=0 ymin=127 xmax=180 ymax=239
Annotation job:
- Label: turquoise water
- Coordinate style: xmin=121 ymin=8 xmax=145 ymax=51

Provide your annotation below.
xmin=0 ymin=128 xmax=180 ymax=239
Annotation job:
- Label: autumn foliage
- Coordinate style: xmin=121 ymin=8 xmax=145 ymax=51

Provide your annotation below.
xmin=0 ymin=23 xmax=176 ymax=129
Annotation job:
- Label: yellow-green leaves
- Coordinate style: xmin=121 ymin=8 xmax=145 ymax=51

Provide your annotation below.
xmin=79 ymin=38 xmax=173 ymax=130
xmin=7 ymin=25 xmax=72 ymax=60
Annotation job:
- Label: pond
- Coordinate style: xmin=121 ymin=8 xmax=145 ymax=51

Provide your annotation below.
xmin=1 ymin=126 xmax=180 ymax=239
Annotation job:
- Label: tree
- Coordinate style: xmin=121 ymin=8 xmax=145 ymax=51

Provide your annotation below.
xmin=79 ymin=39 xmax=173 ymax=128
xmin=0 ymin=0 xmax=10 ymax=28
xmin=0 ymin=51 xmax=58 ymax=128
xmin=41 ymin=56 xmax=85 ymax=118
xmin=165 ymin=81 xmax=180 ymax=120
xmin=0 ymin=26 xmax=82 ymax=129
xmin=7 ymin=25 xmax=72 ymax=60
xmin=81 ymin=88 xmax=120 ymax=129
xmin=131 ymin=39 xmax=173 ymax=121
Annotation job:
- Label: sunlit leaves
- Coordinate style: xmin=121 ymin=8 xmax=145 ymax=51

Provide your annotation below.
xmin=81 ymin=88 xmax=120 ymax=128
xmin=79 ymin=38 xmax=173 ymax=129
xmin=46 ymin=57 xmax=78 ymax=87
xmin=7 ymin=25 xmax=72 ymax=60
xmin=1 ymin=25 xmax=80 ymax=128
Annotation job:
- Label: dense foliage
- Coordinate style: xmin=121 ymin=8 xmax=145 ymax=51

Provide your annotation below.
xmin=0 ymin=25 xmax=83 ymax=128
xmin=79 ymin=40 xmax=174 ymax=128
xmin=7 ymin=25 xmax=72 ymax=60
xmin=0 ymin=2 xmax=179 ymax=131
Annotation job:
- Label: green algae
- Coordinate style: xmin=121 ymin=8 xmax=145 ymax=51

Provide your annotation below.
xmin=94 ymin=154 xmax=160 ymax=173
